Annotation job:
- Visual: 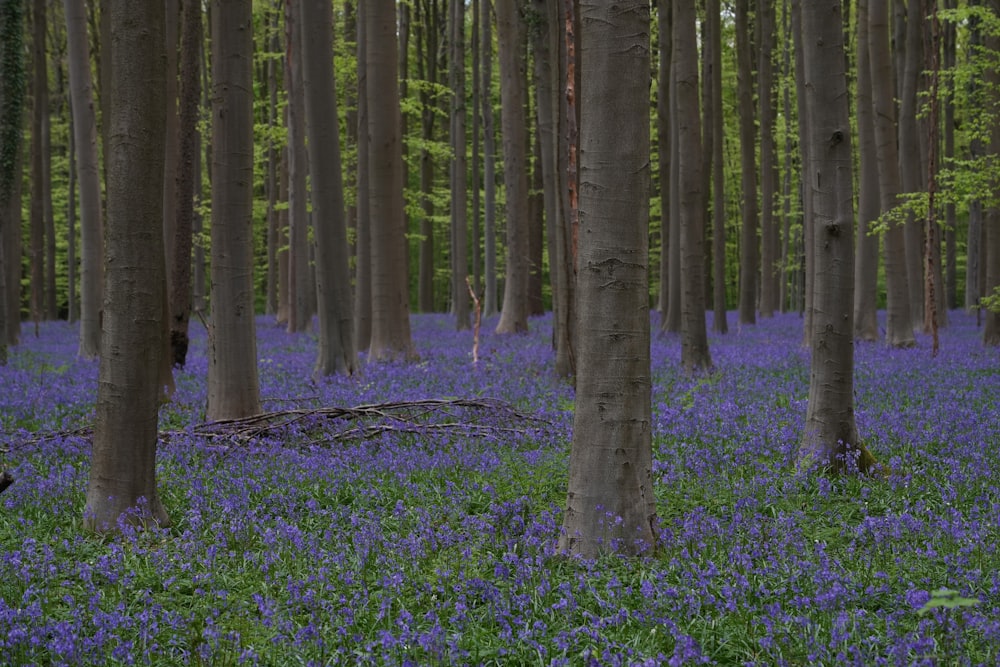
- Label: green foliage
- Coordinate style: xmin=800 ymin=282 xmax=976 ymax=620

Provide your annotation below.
xmin=918 ymin=588 xmax=980 ymax=616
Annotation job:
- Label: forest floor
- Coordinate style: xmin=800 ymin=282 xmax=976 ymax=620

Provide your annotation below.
xmin=1 ymin=310 xmax=998 ymax=666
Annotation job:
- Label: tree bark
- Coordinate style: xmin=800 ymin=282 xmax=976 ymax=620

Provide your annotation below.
xmin=207 ymin=0 xmax=262 ymax=421
xmin=709 ymin=0 xmax=727 ymax=334
xmin=656 ymin=0 xmax=671 ymax=316
xmin=451 ymin=0 xmax=471 ymax=329
xmin=481 ymin=0 xmax=498 ymax=316
xmin=354 ymin=1 xmax=372 ymax=351
xmin=29 ymin=0 xmax=49 ymax=325
xmin=300 ymin=0 xmax=358 ymax=376
xmin=854 ymin=0 xmax=880 ymax=342
xmin=758 ymin=0 xmax=778 ymax=318
xmin=84 ymin=0 xmax=170 ymax=532
xmin=0 ymin=0 xmax=24 ymax=358
xmin=560 ymin=0 xmax=656 ymax=559
xmin=415 ymin=0 xmax=440 ymax=314
xmin=494 ymin=0 xmax=530 ymax=334
xmin=736 ymin=0 xmax=758 ymax=325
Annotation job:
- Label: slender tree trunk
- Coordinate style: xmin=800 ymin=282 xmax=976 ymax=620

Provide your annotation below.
xmin=481 ymin=0 xmax=498 ymax=316
xmin=870 ymin=0 xmax=915 ymax=347
xmin=285 ymin=0 xmax=312 ymax=334
xmin=780 ymin=0 xmax=793 ymax=313
xmin=207 ymin=0 xmax=262 ymax=421
xmin=494 ymin=0 xmax=530 ymax=334
xmin=64 ymin=0 xmax=103 ymax=357
xmin=736 ymin=0 xmax=758 ymax=325
xmin=708 ymin=0 xmax=727 ymax=333
xmin=560 ymin=0 xmax=656 ymax=559
xmin=471 ymin=0 xmax=481 ymax=297
xmin=656 ymin=0 xmax=671 ymax=316
xmin=354 ymin=2 xmax=372 ymax=351
xmin=793 ymin=0 xmax=813 ymax=338
xmin=366 ymin=0 xmax=416 ymax=360
xmin=943 ymin=1 xmax=958 ymax=311
xmin=0 ymin=0 xmax=24 ymax=360
xmin=758 ymin=0 xmax=778 ymax=318
xmin=266 ymin=6 xmax=280 ymax=317
xmin=300 ymin=0 xmax=357 ymax=376
xmin=163 ymin=0 xmax=180 ymax=286
xmin=451 ymin=0 xmax=470 ymax=329
xmin=415 ymin=0 xmax=439 ymax=314
xmin=29 ymin=0 xmax=48 ymax=325
xmin=84 ymin=0 xmax=170 ymax=532
xmin=984 ymin=13 xmax=1000 ymax=345
xmin=798 ymin=0 xmax=873 ymax=475
xmin=854 ymin=0 xmax=880 ymax=341
xmin=675 ymin=0 xmax=711 ymax=372
xmin=67 ymin=109 xmax=77 ymax=324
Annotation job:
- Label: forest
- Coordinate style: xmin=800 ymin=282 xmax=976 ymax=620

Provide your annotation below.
xmin=0 ymin=0 xmax=999 ymax=664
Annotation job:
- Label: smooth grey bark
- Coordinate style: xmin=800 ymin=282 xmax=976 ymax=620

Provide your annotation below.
xmin=736 ymin=0 xmax=758 ymax=325
xmin=709 ymin=0 xmax=727 ymax=334
xmin=84 ymin=0 xmax=170 ymax=532
xmin=661 ymin=3 xmax=682 ymax=335
xmin=450 ymin=0 xmax=470 ymax=329
xmin=854 ymin=0 xmax=880 ymax=342
xmin=366 ymin=0 xmax=416 ymax=360
xmin=207 ymin=0 xmax=262 ymax=421
xmin=64 ymin=0 xmax=103 ymax=358
xmin=792 ymin=0 xmax=813 ymax=337
xmin=0 ymin=0 xmax=23 ymax=359
xmin=656 ymin=0 xmax=671 ymax=315
xmin=29 ymin=0 xmax=50 ymax=324
xmin=675 ymin=0 xmax=711 ymax=372
xmin=300 ymin=0 xmax=357 ymax=377
xmin=162 ymin=0 xmax=179 ymax=286
xmin=284 ymin=0 xmax=312 ymax=334
xmin=354 ymin=2 xmax=372 ymax=351
xmin=797 ymin=0 xmax=873 ymax=475
xmin=560 ymin=0 xmax=656 ymax=559
xmin=415 ymin=0 xmax=440 ymax=314
xmin=758 ymin=0 xmax=778 ymax=318
xmin=471 ymin=0 xmax=481 ymax=297
xmin=169 ymin=0 xmax=202 ymax=368
xmin=870 ymin=0 xmax=915 ymax=347
xmin=481 ymin=0 xmax=498 ymax=316
xmin=265 ymin=6 xmax=280 ymax=317
xmin=494 ymin=0 xmax=530 ymax=334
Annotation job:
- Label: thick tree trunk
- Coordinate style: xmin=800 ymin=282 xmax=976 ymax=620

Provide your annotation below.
xmin=84 ymin=0 xmax=170 ymax=532
xmin=494 ymin=0 xmax=530 ymax=334
xmin=560 ymin=0 xmax=656 ymax=559
xmin=0 ymin=0 xmax=24 ymax=357
xmin=366 ymin=0 xmax=416 ymax=360
xmin=300 ymin=0 xmax=357 ymax=377
xmin=64 ymin=0 xmax=103 ymax=357
xmin=798 ymin=0 xmax=872 ymax=475
xmin=854 ymin=0 xmax=880 ymax=342
xmin=870 ymin=0 xmax=915 ymax=347
xmin=207 ymin=0 xmax=262 ymax=421
xmin=675 ymin=0 xmax=711 ymax=373
xmin=162 ymin=0 xmax=180 ymax=286
xmin=736 ymin=0 xmax=758 ymax=326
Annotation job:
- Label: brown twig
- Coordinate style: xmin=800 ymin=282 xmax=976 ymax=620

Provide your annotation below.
xmin=466 ymin=276 xmax=482 ymax=363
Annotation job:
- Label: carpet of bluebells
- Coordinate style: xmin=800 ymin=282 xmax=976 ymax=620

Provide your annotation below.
xmin=1 ymin=310 xmax=999 ymax=666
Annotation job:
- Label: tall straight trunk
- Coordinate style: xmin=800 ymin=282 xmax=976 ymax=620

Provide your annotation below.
xmin=207 ymin=0 xmax=262 ymax=421
xmin=415 ymin=0 xmax=440 ymax=314
xmin=758 ymin=0 xmax=778 ymax=317
xmin=798 ymin=0 xmax=872 ymax=474
xmin=451 ymin=0 xmax=470 ymax=329
xmin=471 ymin=0 xmax=481 ymax=297
xmin=854 ymin=0 xmax=880 ymax=341
xmin=898 ymin=0 xmax=925 ymax=330
xmin=285 ymin=0 xmax=312 ymax=333
xmin=793 ymin=0 xmax=812 ymax=336
xmin=163 ymin=0 xmax=180 ymax=285
xmin=265 ymin=6 xmax=280 ymax=317
xmin=84 ymin=0 xmax=170 ymax=532
xmin=0 ymin=0 xmax=24 ymax=358
xmin=780 ymin=0 xmax=793 ymax=313
xmin=923 ymin=0 xmax=947 ymax=331
xmin=366 ymin=0 xmax=416 ymax=360
xmin=943 ymin=1 xmax=957 ymax=310
xmin=481 ymin=0 xmax=498 ymax=316
xmin=709 ymin=0 xmax=727 ymax=333
xmin=67 ymin=110 xmax=76 ymax=324
xmin=354 ymin=2 xmax=372 ymax=351
xmin=277 ymin=145 xmax=290 ymax=324
xmin=656 ymin=0 xmax=671 ymax=315
xmin=870 ymin=0 xmax=915 ymax=347
xmin=675 ymin=0 xmax=711 ymax=373
xmin=560 ymin=0 xmax=656 ymax=559
xmin=984 ymin=15 xmax=1000 ymax=345
xmin=64 ymin=0 xmax=103 ymax=357
xmin=494 ymin=0 xmax=530 ymax=334
xmin=169 ymin=0 xmax=202 ymax=368
xmin=300 ymin=0 xmax=357 ymax=376
xmin=662 ymin=51 xmax=682 ymax=334
xmin=736 ymin=0 xmax=758 ymax=325
xmin=29 ymin=0 xmax=49 ymax=324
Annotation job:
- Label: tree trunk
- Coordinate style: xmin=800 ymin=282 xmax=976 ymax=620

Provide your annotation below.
xmin=451 ymin=0 xmax=470 ymax=329
xmin=0 ymin=0 xmax=23 ymax=358
xmin=265 ymin=6 xmax=280 ymax=317
xmin=471 ymin=0 xmax=481 ymax=298
xmin=207 ymin=0 xmax=262 ymax=421
xmin=64 ymin=0 xmax=103 ymax=356
xmin=708 ymin=0 xmax=727 ymax=334
xmin=675 ymin=0 xmax=711 ymax=373
xmin=792 ymin=0 xmax=813 ymax=337
xmin=366 ymin=0 xmax=416 ymax=360
xmin=656 ymin=0 xmax=671 ymax=316
xmin=494 ymin=0 xmax=530 ymax=334
xmin=870 ymin=0 xmax=915 ymax=347
xmin=354 ymin=2 xmax=372 ymax=351
xmin=560 ymin=0 xmax=656 ymax=559
xmin=415 ymin=0 xmax=439 ymax=314
xmin=84 ymin=0 xmax=170 ymax=532
xmin=854 ymin=0 xmax=880 ymax=342
xmin=29 ymin=0 xmax=49 ymax=325
xmin=300 ymin=0 xmax=357 ymax=376
xmin=284 ymin=0 xmax=312 ymax=334
xmin=162 ymin=0 xmax=180 ymax=287
xmin=758 ymin=0 xmax=778 ymax=318
xmin=797 ymin=0 xmax=872 ymax=475
xmin=481 ymin=0 xmax=498 ymax=316
xmin=984 ymin=16 xmax=1000 ymax=345
xmin=169 ymin=0 xmax=202 ymax=368
xmin=943 ymin=2 xmax=957 ymax=311
xmin=736 ymin=0 xmax=758 ymax=325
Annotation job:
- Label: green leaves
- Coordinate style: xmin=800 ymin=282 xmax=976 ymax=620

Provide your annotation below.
xmin=917 ymin=587 xmax=981 ymax=616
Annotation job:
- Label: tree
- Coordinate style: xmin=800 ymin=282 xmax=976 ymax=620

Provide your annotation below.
xmin=450 ymin=0 xmax=470 ymax=329
xmin=494 ymin=0 xmax=531 ymax=335
xmin=29 ymin=0 xmax=52 ymax=324
xmin=854 ymin=0 xmax=880 ymax=342
xmin=869 ymin=0 xmax=916 ymax=348
xmin=481 ymin=0 xmax=498 ymax=317
xmin=414 ymin=0 xmax=442 ymax=314
xmin=354 ymin=0 xmax=372 ymax=351
xmin=83 ymin=0 xmax=170 ymax=532
xmin=0 ymin=0 xmax=26 ymax=362
xmin=64 ymin=0 xmax=103 ymax=358
xmin=708 ymin=0 xmax=727 ymax=334
xmin=797 ymin=0 xmax=874 ymax=475
xmin=560 ymin=0 xmax=657 ymax=558
xmin=675 ymin=0 xmax=711 ymax=372
xmin=207 ymin=0 xmax=262 ymax=421
xmin=366 ymin=0 xmax=416 ymax=360
xmin=300 ymin=0 xmax=357 ymax=376
xmin=758 ymin=0 xmax=779 ymax=318
xmin=735 ymin=0 xmax=758 ymax=326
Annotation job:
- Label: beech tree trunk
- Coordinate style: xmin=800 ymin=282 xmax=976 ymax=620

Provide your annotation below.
xmin=29 ymin=0 xmax=50 ymax=324
xmin=758 ymin=0 xmax=778 ymax=318
xmin=450 ymin=0 xmax=470 ymax=329
xmin=300 ymin=0 xmax=357 ymax=376
xmin=0 ymin=0 xmax=23 ymax=360
xmin=481 ymin=0 xmax=498 ymax=316
xmin=207 ymin=0 xmax=262 ymax=421
xmin=708 ymin=0 xmax=727 ymax=334
xmin=854 ymin=0 xmax=880 ymax=342
xmin=84 ymin=0 xmax=170 ymax=532
xmin=415 ymin=0 xmax=440 ymax=314
xmin=560 ymin=0 xmax=657 ymax=559
xmin=736 ymin=0 xmax=758 ymax=325
xmin=354 ymin=2 xmax=372 ymax=351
